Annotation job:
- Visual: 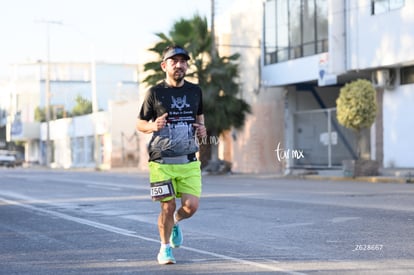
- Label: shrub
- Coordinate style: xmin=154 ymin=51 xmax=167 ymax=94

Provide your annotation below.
xmin=336 ymin=79 xmax=377 ymax=159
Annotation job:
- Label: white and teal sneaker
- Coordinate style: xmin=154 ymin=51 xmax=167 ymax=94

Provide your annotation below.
xmin=170 ymin=224 xmax=183 ymax=248
xmin=157 ymin=247 xmax=176 ymax=264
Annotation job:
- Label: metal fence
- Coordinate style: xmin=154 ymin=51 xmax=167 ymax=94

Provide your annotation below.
xmin=293 ymin=108 xmax=357 ymax=168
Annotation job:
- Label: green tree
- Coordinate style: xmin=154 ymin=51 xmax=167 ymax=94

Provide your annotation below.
xmin=142 ymin=15 xmax=251 ymax=171
xmin=35 ymin=106 xmax=70 ymax=122
xmin=34 ymin=106 xmax=46 ymax=122
xmin=72 ymin=95 xmax=93 ymax=117
xmin=336 ymin=79 xmax=377 ymax=159
xmin=143 ymin=15 xmax=212 ymax=86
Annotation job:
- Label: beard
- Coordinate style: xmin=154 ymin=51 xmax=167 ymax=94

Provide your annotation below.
xmin=172 ymin=69 xmax=185 ymax=82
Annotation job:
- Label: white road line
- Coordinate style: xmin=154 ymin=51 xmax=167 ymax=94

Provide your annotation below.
xmin=0 ymin=193 xmax=307 ymax=275
xmin=4 ymin=174 xmax=148 ymax=190
xmin=86 ymin=184 xmax=122 ymax=191
xmin=180 ymin=245 xmax=307 ymax=274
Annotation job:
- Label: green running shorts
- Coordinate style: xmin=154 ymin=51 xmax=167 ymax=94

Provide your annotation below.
xmin=149 ymin=160 xmax=202 ymax=202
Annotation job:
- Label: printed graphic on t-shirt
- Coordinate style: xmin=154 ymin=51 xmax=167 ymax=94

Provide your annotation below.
xmin=166 ymin=93 xmax=199 ymax=124
xmin=171 ymin=96 xmax=190 ymax=110
xmin=150 ymin=123 xmax=198 ymax=157
xmin=139 ymin=81 xmax=203 ymax=160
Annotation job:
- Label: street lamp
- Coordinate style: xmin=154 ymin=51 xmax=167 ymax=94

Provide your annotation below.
xmin=36 ymin=19 xmax=62 ymax=167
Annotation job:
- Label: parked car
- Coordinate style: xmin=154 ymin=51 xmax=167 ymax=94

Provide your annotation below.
xmin=0 ymin=150 xmax=17 ymax=168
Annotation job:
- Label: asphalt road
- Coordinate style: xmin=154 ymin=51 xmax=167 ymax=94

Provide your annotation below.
xmin=1 ymin=168 xmax=413 ymax=274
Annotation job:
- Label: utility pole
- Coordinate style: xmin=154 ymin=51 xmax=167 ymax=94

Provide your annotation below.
xmin=209 ymin=0 xmax=220 ymax=165
xmin=89 ymin=43 xmax=100 ymax=170
xmin=211 ymin=0 xmax=217 ymax=58
xmin=36 ymin=20 xmax=62 ymax=167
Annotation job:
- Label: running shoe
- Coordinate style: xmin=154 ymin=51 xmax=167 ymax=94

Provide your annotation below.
xmin=170 ymin=224 xmax=183 ymax=248
xmin=157 ymin=247 xmax=176 ymax=264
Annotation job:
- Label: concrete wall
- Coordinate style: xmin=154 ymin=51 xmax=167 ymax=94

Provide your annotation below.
xmin=223 ymin=1 xmax=285 ymax=174
xmin=232 ymin=88 xmax=285 ymax=174
xmin=109 ymin=100 xmax=140 ymax=167
xmin=347 ymin=0 xmax=414 ymax=70
xmin=383 ymin=83 xmax=414 ymax=167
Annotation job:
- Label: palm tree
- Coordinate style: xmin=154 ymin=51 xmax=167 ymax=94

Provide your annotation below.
xmin=201 ymin=53 xmax=251 ymax=168
xmin=143 ymin=15 xmax=211 ymax=85
xmin=142 ymin=15 xmax=251 ymax=172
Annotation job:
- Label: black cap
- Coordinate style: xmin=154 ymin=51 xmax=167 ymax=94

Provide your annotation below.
xmin=162 ymin=46 xmax=190 ymax=61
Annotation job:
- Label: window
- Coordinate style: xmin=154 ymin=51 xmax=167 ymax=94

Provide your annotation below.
xmin=276 ymin=0 xmax=289 ymax=62
xmin=302 ymin=0 xmax=316 ymax=56
xmin=85 ymin=136 xmax=94 ymax=163
xmin=264 ymin=0 xmax=328 ymax=65
xmin=264 ymin=0 xmax=277 ymax=64
xmin=371 ymin=0 xmax=405 ymax=15
xmin=71 ymin=137 xmax=84 ymax=164
xmin=401 ymin=66 xmax=414 ymax=85
xmin=289 ymin=0 xmax=302 ymax=58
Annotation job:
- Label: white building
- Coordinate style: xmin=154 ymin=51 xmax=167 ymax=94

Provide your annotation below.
xmin=220 ymin=0 xmax=413 ymax=173
xmin=4 ymin=62 xmax=139 ymax=167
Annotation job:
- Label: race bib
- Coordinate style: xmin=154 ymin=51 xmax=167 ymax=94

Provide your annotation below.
xmin=150 ymin=179 xmax=175 ymax=201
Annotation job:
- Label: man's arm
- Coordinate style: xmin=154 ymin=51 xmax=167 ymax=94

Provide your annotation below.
xmin=196 ymin=114 xmax=205 ymax=125
xmin=136 ymin=113 xmax=168 ymax=134
xmin=136 ymin=119 xmax=156 ymax=134
xmin=194 ymin=114 xmax=207 ymax=138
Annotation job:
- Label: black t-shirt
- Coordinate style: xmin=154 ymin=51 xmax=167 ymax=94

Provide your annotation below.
xmin=139 ymin=80 xmax=203 ymax=161
xmin=139 ymin=80 xmax=203 ymax=123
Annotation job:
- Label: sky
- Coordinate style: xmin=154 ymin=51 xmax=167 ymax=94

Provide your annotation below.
xmin=0 ymin=0 xmax=235 ymax=77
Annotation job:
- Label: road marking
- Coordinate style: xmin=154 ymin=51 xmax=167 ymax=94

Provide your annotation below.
xmin=0 ymin=192 xmax=306 ymax=275
xmin=0 ymin=192 xmax=148 ymax=206
xmin=273 ymin=222 xmax=314 ymax=228
xmin=86 ymin=184 xmax=122 ymax=191
xmin=330 ymin=217 xmax=361 ymax=223
xmin=3 ymin=174 xmax=148 ymax=190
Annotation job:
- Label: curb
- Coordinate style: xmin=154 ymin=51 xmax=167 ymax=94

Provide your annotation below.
xmin=300 ymin=174 xmax=413 ymax=184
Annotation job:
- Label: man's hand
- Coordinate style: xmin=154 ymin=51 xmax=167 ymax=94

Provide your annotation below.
xmin=193 ymin=123 xmax=207 ymax=138
xmin=154 ymin=113 xmax=168 ymax=131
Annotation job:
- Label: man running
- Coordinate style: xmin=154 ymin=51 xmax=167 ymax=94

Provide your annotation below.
xmin=136 ymin=45 xmax=207 ymax=264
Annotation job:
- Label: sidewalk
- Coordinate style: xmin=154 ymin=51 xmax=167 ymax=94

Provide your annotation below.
xmin=68 ymin=167 xmax=414 ymax=184
xmin=288 ymin=168 xmax=414 ymax=184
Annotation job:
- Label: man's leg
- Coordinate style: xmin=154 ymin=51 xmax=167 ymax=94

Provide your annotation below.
xmin=175 ymin=193 xmax=199 ymax=222
xmin=157 ymin=198 xmax=176 ymax=264
xmin=169 ymin=193 xmax=199 ymax=248
xmin=174 ymin=161 xmax=202 ymax=222
xmin=159 ymin=199 xmax=176 ymax=244
xmin=169 ymin=161 xmax=202 ymax=249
